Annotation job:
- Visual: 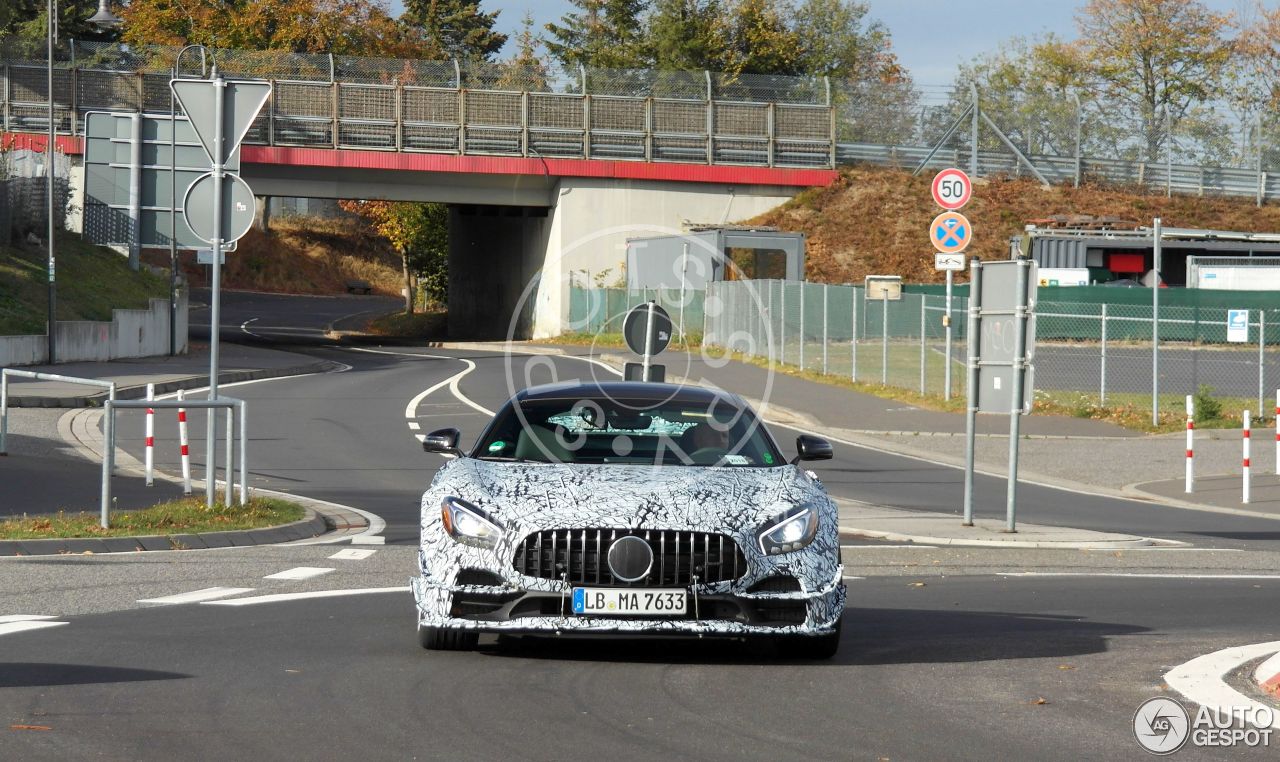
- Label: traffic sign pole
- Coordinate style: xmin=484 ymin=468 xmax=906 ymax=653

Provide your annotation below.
xmin=206 ymin=73 xmax=226 ymax=510
xmin=642 ymin=301 xmax=655 ymax=380
xmin=944 ymin=269 xmax=954 ymax=400
xmin=1005 ymin=258 xmax=1031 ymax=533
xmin=962 ymin=258 xmax=982 ymax=526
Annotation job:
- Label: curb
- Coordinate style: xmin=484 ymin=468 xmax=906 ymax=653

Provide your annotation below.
xmin=837 ymin=526 xmax=1161 ymax=550
xmin=5 ymin=360 xmax=347 ymax=408
xmin=1255 ymin=652 xmax=1280 ymax=696
xmin=0 ymin=511 xmax=328 ymax=557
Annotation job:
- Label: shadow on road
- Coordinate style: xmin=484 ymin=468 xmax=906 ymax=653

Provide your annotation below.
xmin=481 ymin=609 xmax=1146 ymax=666
xmin=0 ymin=663 xmax=191 ymax=688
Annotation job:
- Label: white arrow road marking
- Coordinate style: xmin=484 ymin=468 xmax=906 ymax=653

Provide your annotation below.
xmin=329 ymin=548 xmax=377 ymax=560
xmin=264 ymin=567 xmax=335 ymax=581
xmin=138 ymin=587 xmax=256 ymax=605
xmin=0 ymin=620 xmax=68 ymax=637
xmin=203 ymin=586 xmax=410 ymax=606
xmin=1166 ymin=641 xmax=1280 ymax=729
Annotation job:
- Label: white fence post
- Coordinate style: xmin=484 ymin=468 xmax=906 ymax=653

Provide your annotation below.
xmin=1185 ymin=395 xmax=1194 ymax=493
xmin=1100 ymin=303 xmax=1108 ymax=404
xmin=1244 ymin=410 xmax=1252 ymax=504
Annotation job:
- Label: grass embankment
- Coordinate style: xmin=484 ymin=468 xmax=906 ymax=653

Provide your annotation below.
xmin=0 ymin=232 xmax=169 ymax=335
xmin=0 ymin=496 xmax=305 ymax=540
xmin=753 ymin=166 xmax=1280 ymax=285
xmin=363 ymin=309 xmax=447 ymax=338
xmin=169 ymin=216 xmax=404 ymax=295
xmin=550 ymin=332 xmax=1266 ymax=434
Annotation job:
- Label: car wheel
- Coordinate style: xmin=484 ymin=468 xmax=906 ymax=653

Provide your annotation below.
xmin=418 ymin=625 xmax=479 ymax=651
xmin=776 ymin=619 xmax=841 ymax=660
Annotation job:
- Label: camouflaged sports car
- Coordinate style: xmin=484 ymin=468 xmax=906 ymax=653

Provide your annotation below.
xmin=412 ymin=381 xmax=844 ymax=658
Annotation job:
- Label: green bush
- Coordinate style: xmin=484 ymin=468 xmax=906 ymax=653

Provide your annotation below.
xmin=1193 ymin=385 xmax=1222 ymax=421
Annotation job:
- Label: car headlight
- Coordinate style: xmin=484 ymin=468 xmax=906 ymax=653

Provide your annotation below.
xmin=757 ymin=504 xmax=820 ymax=555
xmin=440 ymin=496 xmax=503 ymax=549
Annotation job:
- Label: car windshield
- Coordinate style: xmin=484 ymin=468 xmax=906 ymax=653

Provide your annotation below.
xmin=473 ymin=396 xmax=784 ymax=467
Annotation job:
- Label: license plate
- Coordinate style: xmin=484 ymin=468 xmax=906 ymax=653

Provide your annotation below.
xmin=572 ymin=588 xmax=687 ymax=616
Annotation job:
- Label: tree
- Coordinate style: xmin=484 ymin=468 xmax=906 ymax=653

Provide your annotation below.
xmin=647 ymin=0 xmax=725 ymax=71
xmin=544 ymin=0 xmax=650 ymax=70
xmin=2 ymin=0 xmax=120 ymax=44
xmin=496 ymin=12 xmax=551 ymax=91
xmin=791 ymin=0 xmax=894 ymax=81
xmin=338 ymin=200 xmax=448 ymax=313
xmin=718 ymin=0 xmax=802 ymax=76
xmin=1075 ymin=0 xmax=1235 ymax=161
xmin=398 ymin=0 xmax=506 ymax=61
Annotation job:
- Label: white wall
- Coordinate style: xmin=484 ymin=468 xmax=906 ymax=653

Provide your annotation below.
xmin=0 ymin=294 xmax=187 ymax=367
xmin=531 ymin=177 xmax=797 ymax=338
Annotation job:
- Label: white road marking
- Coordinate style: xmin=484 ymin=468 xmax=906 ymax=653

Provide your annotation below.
xmin=329 ymin=548 xmax=377 ymax=560
xmin=1166 ymin=641 xmax=1280 ymax=729
xmin=999 ymin=572 xmax=1280 ymax=580
xmin=138 ymin=587 xmax=256 ymax=604
xmin=0 ymin=614 xmax=59 ymax=623
xmin=841 ymin=544 xmax=938 ymax=549
xmin=203 ymin=586 xmax=410 ymax=606
xmin=240 ymin=317 xmax=261 ymax=338
xmin=841 ymin=575 xmax=866 ymax=580
xmin=351 ymin=535 xmax=386 ymax=545
xmin=264 ymin=567 xmax=335 ymax=581
xmin=407 ymin=422 xmax=420 ymax=430
xmin=0 ymin=621 xmax=68 ymax=637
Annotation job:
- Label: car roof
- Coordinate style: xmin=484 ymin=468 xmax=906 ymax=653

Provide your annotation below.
xmin=515 ymin=381 xmax=744 ymax=407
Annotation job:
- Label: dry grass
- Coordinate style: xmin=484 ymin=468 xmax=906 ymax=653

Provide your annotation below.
xmin=164 ymin=216 xmax=404 ymax=295
xmin=751 ymin=167 xmax=1280 ymax=285
xmin=0 ymin=496 xmax=304 ymax=539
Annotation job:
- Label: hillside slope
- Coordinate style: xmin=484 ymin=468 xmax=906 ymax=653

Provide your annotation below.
xmin=750 ymin=167 xmax=1280 ymax=284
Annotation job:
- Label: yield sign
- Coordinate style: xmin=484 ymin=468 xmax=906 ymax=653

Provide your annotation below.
xmin=930 ymin=211 xmax=972 ymax=254
xmin=171 ymin=78 xmax=272 ymax=166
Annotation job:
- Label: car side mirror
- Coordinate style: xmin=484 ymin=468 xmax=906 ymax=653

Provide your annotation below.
xmin=423 ymin=427 xmax=463 ymax=457
xmin=793 ymin=434 xmax=832 ymax=464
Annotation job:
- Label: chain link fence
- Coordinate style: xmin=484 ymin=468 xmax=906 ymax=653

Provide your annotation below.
xmin=568 ymin=287 xmax=705 ymax=341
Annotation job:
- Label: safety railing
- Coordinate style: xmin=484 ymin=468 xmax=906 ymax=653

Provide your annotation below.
xmin=0 ymin=60 xmax=836 ymax=169
xmin=0 ymin=369 xmax=116 ymax=468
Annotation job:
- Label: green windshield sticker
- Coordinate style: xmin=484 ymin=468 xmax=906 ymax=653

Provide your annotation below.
xmin=488 ymin=441 xmax=506 ymax=453
xmin=762 ymin=452 xmax=774 ymax=464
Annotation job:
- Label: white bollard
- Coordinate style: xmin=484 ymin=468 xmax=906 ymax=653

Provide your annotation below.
xmin=144 ymin=383 xmax=155 ymax=487
xmin=1244 ymin=410 xmax=1252 ymax=504
xmin=1185 ymin=395 xmax=1193 ymax=494
xmin=177 ymin=389 xmax=192 ymax=496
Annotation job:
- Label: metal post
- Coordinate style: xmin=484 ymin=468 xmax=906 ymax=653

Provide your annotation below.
xmin=145 ymin=383 xmax=155 ymax=486
xmin=1275 ymin=388 xmax=1279 ymax=476
xmin=1244 ymin=410 xmax=1252 ymax=504
xmin=677 ymin=243 xmax=688 ymax=341
xmin=780 ymin=284 xmax=786 ymax=364
xmin=101 ymin=403 xmax=113 ymax=529
xmin=1152 ymin=218 xmax=1161 ymax=427
xmin=1006 ymin=258 xmax=1030 ymax=533
xmin=919 ymin=294 xmax=927 ymax=394
xmin=881 ymin=294 xmax=889 ymax=385
xmin=127 ymin=113 xmax=142 ymax=269
xmin=799 ymin=284 xmax=806 ymax=369
xmin=238 ymin=399 xmax=247 ymax=504
xmin=851 ymin=287 xmax=858 ymax=382
xmin=822 ymin=284 xmax=829 ymax=375
xmin=641 ymin=301 xmax=655 ymax=380
xmin=178 ymin=389 xmax=192 ymax=495
xmin=1259 ymin=312 xmax=1266 ymax=420
xmin=46 ymin=0 xmax=57 ymax=365
xmin=944 ymin=270 xmax=954 ymax=399
xmin=1071 ymin=91 xmax=1082 ymax=189
xmin=0 ymin=371 xmax=7 ymax=455
xmin=963 ymin=258 xmax=982 ymax=526
xmin=1185 ymin=395 xmax=1194 ymax=493
xmin=225 ymin=405 xmax=234 ymax=505
xmin=969 ymin=83 xmax=979 ymax=178
xmin=1100 ymin=303 xmax=1108 ymax=404
xmin=206 ymin=73 xmax=227 ymax=510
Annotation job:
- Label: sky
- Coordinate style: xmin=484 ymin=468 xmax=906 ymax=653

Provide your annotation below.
xmin=440 ymin=0 xmax=1254 ymax=87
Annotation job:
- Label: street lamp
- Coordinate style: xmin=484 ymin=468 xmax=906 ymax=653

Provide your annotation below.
xmin=46 ymin=0 xmax=122 ymax=365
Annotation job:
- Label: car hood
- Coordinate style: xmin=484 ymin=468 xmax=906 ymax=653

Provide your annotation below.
xmin=428 ymin=458 xmax=823 ymax=531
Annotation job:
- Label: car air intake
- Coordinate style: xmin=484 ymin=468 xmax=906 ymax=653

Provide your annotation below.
xmin=513 ymin=528 xmax=746 ymax=586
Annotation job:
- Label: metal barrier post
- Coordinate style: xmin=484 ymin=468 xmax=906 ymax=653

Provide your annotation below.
xmin=238 ymin=399 xmax=248 ymax=504
xmin=881 ymin=293 xmax=889 ymax=386
xmin=944 ymin=270 xmax=954 ymax=399
xmin=780 ymin=284 xmax=786 ymax=364
xmin=822 ymin=284 xmax=829 ymax=375
xmin=178 ymin=389 xmax=192 ymax=495
xmin=145 ymin=383 xmax=155 ymax=486
xmin=799 ymin=284 xmax=805 ymax=369
xmin=0 ymin=370 xmax=7 ymax=455
xmin=1185 ymin=395 xmax=1194 ymax=493
xmin=225 ymin=407 xmax=234 ymax=505
xmin=1100 ymin=303 xmax=1108 ymax=404
xmin=963 ymin=259 xmax=983 ymax=526
xmin=101 ymin=402 xmax=113 ymax=528
xmin=1259 ymin=312 xmax=1266 ymax=419
xmin=919 ymin=294 xmax=927 ymax=394
xmin=1244 ymin=410 xmax=1252 ymax=504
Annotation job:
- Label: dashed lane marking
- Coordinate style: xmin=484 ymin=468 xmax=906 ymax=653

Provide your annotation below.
xmin=264 ymin=567 xmax=335 ymax=581
xmin=329 ymin=548 xmax=377 ymax=560
xmin=203 ymin=586 xmax=410 ymax=607
xmin=138 ymin=587 xmax=256 ymax=605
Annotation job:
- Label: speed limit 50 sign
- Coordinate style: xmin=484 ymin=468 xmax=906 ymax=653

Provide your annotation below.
xmin=931 ymin=168 xmax=972 ymax=210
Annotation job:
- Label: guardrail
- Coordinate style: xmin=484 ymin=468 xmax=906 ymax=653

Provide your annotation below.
xmin=0 ymin=61 xmax=836 ymax=169
xmin=0 ymin=369 xmax=116 ymax=470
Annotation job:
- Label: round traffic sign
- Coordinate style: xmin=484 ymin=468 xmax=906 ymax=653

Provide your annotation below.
xmin=931 ymin=167 xmax=972 ymax=210
xmin=182 ymin=171 xmax=257 ymax=245
xmin=623 ymin=303 xmax=672 ymax=356
xmin=930 ymin=211 xmax=972 ymax=254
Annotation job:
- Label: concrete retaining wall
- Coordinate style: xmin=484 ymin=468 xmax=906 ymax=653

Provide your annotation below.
xmin=0 ymin=292 xmax=187 ymax=367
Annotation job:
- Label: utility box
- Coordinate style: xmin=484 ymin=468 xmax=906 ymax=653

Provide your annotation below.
xmin=625 ymin=227 xmax=806 ymax=289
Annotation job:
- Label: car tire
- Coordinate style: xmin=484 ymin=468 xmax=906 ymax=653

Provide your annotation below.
xmin=418 ymin=625 xmax=479 ymax=651
xmin=776 ymin=619 xmax=841 ymax=660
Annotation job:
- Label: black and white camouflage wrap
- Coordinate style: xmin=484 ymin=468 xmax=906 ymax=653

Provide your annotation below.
xmin=412 ymin=458 xmax=845 ymax=637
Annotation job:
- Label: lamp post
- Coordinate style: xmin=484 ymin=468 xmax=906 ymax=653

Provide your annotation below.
xmin=45 ymin=0 xmax=122 ymax=365
xmin=169 ymin=45 xmax=212 ymax=356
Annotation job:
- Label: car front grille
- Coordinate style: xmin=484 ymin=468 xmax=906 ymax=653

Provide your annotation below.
xmin=513 ymin=528 xmax=746 ymax=586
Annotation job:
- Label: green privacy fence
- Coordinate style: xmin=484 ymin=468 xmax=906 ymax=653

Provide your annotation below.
xmin=568 ymin=287 xmax=705 ymax=337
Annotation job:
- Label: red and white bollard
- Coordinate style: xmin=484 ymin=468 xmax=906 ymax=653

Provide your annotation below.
xmin=177 ymin=389 xmax=192 ymax=496
xmin=1243 ymin=410 xmax=1252 ymax=505
xmin=1185 ymin=395 xmax=1194 ymax=493
xmin=144 ymin=383 xmax=155 ymax=487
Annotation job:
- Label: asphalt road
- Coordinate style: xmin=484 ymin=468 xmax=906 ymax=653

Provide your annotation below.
xmin=6 ymin=291 xmax=1280 ymax=760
